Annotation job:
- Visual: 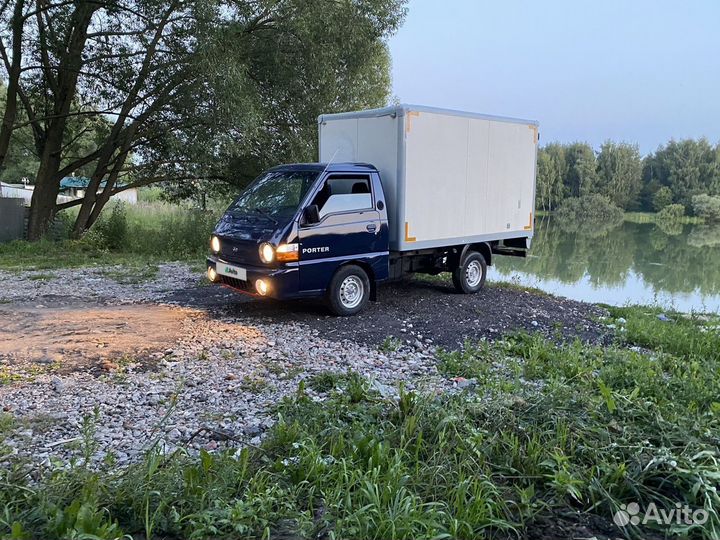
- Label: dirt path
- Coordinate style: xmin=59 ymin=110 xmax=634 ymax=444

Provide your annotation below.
xmin=0 ymin=302 xmax=197 ymax=373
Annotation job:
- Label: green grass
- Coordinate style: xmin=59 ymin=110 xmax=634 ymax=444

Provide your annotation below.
xmin=607 ymin=305 xmax=720 ymax=360
xmin=0 ymin=202 xmax=222 ymax=270
xmin=379 ymin=335 xmax=402 ymax=353
xmin=2 ymin=307 xmax=719 ymax=539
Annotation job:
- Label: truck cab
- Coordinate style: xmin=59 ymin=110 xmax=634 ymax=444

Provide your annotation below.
xmin=207 ymin=163 xmax=390 ymax=315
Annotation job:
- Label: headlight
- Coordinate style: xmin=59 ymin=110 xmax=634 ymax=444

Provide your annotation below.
xmin=255 ymin=279 xmax=269 ymax=296
xmin=210 ymin=236 xmax=221 ymax=253
xmin=275 ymin=243 xmax=299 ymax=262
xmin=259 ymin=242 xmax=275 ymax=263
xmin=207 ymin=266 xmax=218 ymax=282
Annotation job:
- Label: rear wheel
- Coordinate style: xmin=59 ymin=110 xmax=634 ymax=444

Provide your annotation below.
xmin=452 ymin=251 xmax=486 ymax=294
xmin=326 ymin=265 xmax=371 ymax=316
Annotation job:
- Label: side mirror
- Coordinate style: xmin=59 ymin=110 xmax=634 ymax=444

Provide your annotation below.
xmin=303 ymin=204 xmax=320 ymax=225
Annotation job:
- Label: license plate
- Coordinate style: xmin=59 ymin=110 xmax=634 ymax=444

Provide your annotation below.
xmin=217 ymin=262 xmax=247 ymax=280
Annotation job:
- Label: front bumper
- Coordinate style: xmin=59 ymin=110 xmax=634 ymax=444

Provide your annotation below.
xmin=206 ymin=256 xmax=300 ymax=300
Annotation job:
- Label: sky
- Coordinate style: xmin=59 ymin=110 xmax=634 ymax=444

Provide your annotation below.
xmin=388 ymin=0 xmax=720 ymax=154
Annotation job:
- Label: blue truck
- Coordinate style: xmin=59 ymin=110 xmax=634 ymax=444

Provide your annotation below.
xmin=207 ymin=105 xmax=538 ymax=315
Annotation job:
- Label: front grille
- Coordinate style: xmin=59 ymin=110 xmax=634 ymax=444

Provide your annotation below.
xmin=219 ymin=238 xmax=261 ymax=265
xmin=218 ymin=274 xmax=253 ymax=292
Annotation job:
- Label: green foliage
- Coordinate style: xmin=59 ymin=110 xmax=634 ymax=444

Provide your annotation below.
xmin=538 ymin=138 xmax=720 ymax=214
xmin=379 ymin=336 xmax=402 ymax=353
xmin=652 ymin=139 xmax=720 ymax=208
xmin=691 ymin=194 xmax=720 ymax=222
xmin=95 ymin=203 xmax=128 ymax=251
xmin=657 ymin=203 xmax=686 ymax=222
xmin=0 ymin=202 xmax=221 ymax=269
xmin=652 ymin=185 xmax=674 ymax=210
xmin=608 ymin=306 xmax=720 ymax=361
xmin=0 ymin=1 xmax=407 ymax=236
xmin=565 ymin=142 xmax=599 ymax=198
xmin=554 ymin=194 xmax=624 ymax=235
xmin=596 ymin=141 xmax=643 ymax=209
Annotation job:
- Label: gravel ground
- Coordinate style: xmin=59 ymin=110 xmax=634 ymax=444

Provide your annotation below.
xmin=168 ymin=274 xmax=611 ymax=349
xmin=0 ymin=263 xmax=609 ymax=467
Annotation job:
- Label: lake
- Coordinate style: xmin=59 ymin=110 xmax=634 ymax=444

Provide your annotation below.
xmin=490 ymin=216 xmax=720 ymax=313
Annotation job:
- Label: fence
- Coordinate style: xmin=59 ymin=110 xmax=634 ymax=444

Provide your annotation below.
xmin=0 ymin=198 xmax=27 ymax=242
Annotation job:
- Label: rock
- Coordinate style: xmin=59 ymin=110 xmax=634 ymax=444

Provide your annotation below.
xmin=100 ymin=360 xmax=118 ymax=371
xmin=657 ymin=313 xmax=671 ymax=322
xmin=370 ymin=380 xmax=397 ymax=398
xmin=51 ymin=377 xmax=64 ymax=394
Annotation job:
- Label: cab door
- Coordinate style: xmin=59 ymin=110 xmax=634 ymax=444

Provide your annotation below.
xmin=297 ymin=173 xmax=387 ymax=292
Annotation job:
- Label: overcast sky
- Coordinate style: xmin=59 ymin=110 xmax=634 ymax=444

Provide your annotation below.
xmin=388 ymin=0 xmax=720 ymax=154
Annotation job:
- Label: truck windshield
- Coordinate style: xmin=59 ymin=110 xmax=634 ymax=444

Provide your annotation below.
xmin=229 ymin=170 xmax=319 ymax=220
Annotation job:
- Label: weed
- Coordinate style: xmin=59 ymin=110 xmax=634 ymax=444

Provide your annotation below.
xmin=379 ymin=335 xmax=402 ymax=353
xmin=0 ymin=413 xmax=15 ymax=436
xmin=239 ymin=376 xmax=269 ymax=394
xmin=27 ymin=272 xmax=56 ymax=281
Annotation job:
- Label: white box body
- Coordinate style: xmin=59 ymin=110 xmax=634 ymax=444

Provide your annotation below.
xmin=318 ymin=104 xmax=538 ymax=252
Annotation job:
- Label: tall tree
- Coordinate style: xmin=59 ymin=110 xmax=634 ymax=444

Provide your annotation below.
xmin=536 ymin=146 xmax=564 ymax=211
xmin=564 ymin=143 xmax=598 ymax=198
xmin=651 ymin=138 xmax=720 ymax=208
xmin=596 ymin=141 xmax=642 ymax=210
xmin=0 ymin=0 xmax=407 ymax=239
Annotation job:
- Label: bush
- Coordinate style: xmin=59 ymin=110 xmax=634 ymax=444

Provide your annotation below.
xmin=95 ymin=202 xmax=128 ymax=250
xmin=691 ymin=194 xmax=720 ymax=222
xmin=555 ymin=194 xmax=624 ymax=235
xmin=652 ymin=186 xmax=673 ymax=211
xmin=657 ymin=203 xmax=685 ymax=222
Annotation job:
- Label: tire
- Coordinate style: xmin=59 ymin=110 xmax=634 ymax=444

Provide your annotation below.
xmin=326 ymin=264 xmax=371 ymax=316
xmin=452 ymin=251 xmax=486 ymax=294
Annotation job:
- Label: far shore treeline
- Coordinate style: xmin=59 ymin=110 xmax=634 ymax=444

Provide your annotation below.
xmin=536 ymin=138 xmax=720 ymax=221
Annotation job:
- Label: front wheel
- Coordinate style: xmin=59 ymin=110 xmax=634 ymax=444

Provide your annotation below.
xmin=326 ymin=265 xmax=371 ymax=316
xmin=452 ymin=251 xmax=486 ymax=294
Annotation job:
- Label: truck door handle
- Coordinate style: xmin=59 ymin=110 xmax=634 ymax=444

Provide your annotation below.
xmin=366 ymin=223 xmax=377 ymax=232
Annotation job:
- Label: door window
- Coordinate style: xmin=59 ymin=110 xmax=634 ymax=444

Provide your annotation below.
xmin=311 ymin=175 xmax=373 ymax=219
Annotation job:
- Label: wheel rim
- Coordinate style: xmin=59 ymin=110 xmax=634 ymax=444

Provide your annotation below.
xmin=465 ymin=260 xmax=482 ymax=287
xmin=339 ymin=275 xmax=364 ymax=309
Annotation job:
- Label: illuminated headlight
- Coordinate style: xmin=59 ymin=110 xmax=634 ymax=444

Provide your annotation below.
xmin=276 ymin=243 xmax=299 ymax=262
xmin=207 ymin=266 xmax=218 ymax=282
xmin=259 ymin=242 xmax=275 ymax=263
xmin=210 ymin=236 xmax=221 ymax=253
xmin=255 ymin=279 xmax=269 ymax=296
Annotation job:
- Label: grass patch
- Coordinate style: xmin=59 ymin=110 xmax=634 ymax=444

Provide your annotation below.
xmin=0 ymin=202 xmax=222 ymax=270
xmin=607 ymin=305 xmax=720 ymax=360
xmin=378 ymin=335 xmax=402 ymax=353
xmin=0 ymin=413 xmax=14 ymax=436
xmin=2 ymin=322 xmax=719 ymax=539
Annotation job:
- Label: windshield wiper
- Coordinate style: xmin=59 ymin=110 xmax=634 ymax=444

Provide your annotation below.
xmin=251 ymin=207 xmax=278 ymax=224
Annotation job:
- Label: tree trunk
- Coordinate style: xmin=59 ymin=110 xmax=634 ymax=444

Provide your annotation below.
xmin=0 ymin=0 xmax=26 ymax=171
xmin=26 ymin=1 xmax=99 ymax=240
xmin=26 ymin=170 xmax=60 ymax=240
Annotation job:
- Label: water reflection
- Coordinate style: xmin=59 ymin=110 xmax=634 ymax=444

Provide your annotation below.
xmin=490 ymin=217 xmax=720 ymax=312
